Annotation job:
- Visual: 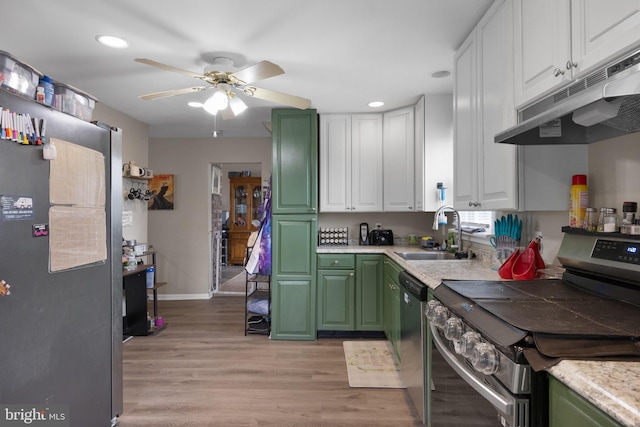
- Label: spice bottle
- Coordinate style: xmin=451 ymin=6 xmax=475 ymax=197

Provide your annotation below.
xmin=603 ymin=208 xmax=618 ymax=233
xmin=583 ymin=207 xmax=598 ymax=232
xmin=597 ymin=207 xmax=608 ymax=232
xmin=569 ymin=175 xmax=589 ymax=228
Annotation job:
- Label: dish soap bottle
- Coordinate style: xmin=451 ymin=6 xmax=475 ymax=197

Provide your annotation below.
xmin=569 ymin=174 xmax=589 ymax=228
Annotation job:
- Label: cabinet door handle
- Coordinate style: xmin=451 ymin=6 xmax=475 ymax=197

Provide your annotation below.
xmin=333 ymin=260 xmax=339 ymax=265
xmin=349 ymin=273 xmax=354 ymax=277
xmin=553 ymin=67 xmax=565 ymax=77
xmin=566 ymin=60 xmax=578 ymax=70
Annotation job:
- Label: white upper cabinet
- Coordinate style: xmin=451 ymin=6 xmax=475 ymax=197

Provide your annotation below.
xmin=351 ymin=114 xmax=384 ymax=212
xmin=514 ymin=0 xmax=640 ymax=108
xmin=319 ymin=114 xmax=383 ymax=212
xmin=383 ymin=106 xmax=415 ymax=211
xmin=319 ymin=114 xmax=351 ymax=212
xmin=453 ymin=31 xmax=478 ymax=209
xmin=572 ymin=0 xmax=640 ymax=71
xmin=454 ymin=0 xmax=518 ymax=211
xmin=415 ymin=95 xmax=454 ymax=212
xmin=455 ymin=0 xmax=588 ymax=212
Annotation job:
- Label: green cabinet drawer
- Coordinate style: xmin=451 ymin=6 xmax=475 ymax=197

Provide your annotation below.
xmin=317 ymin=254 xmax=355 ymax=269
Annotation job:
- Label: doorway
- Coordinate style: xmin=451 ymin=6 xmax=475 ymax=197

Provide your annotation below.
xmin=210 ymin=162 xmax=263 ymax=295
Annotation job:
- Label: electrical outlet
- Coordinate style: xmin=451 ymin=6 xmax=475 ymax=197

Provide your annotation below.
xmin=375 ymin=223 xmax=382 ymax=229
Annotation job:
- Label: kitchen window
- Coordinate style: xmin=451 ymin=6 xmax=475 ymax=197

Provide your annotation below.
xmin=458 ymin=210 xmax=495 ymax=236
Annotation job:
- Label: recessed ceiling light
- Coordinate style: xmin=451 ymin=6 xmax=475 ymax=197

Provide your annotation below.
xmin=430 ymin=70 xmax=451 ymax=78
xmin=188 ymin=101 xmax=204 ymax=108
xmin=368 ymin=101 xmax=384 ymax=108
xmin=95 ymin=35 xmax=129 ymax=49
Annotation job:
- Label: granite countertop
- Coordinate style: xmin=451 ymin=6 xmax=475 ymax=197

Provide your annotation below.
xmin=317 ymin=244 xmax=640 ymax=426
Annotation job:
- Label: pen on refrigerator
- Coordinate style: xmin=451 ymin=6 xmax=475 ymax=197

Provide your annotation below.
xmin=21 ymin=114 xmax=29 ymax=145
xmin=40 ymin=118 xmax=46 ymax=143
xmin=33 ymin=117 xmax=41 ymax=145
xmin=19 ymin=114 xmax=25 ymax=144
xmin=0 ymin=109 xmax=4 ymax=140
xmin=14 ymin=112 xmax=20 ymax=142
xmin=25 ymin=114 xmax=34 ymax=144
xmin=12 ymin=111 xmax=19 ymax=142
xmin=2 ymin=109 xmax=7 ymax=139
xmin=27 ymin=115 xmax=35 ymax=145
xmin=5 ymin=109 xmax=12 ymax=141
xmin=7 ymin=110 xmax=13 ymax=141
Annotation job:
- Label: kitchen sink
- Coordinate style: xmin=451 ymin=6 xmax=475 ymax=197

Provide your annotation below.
xmin=394 ymin=251 xmax=458 ymax=261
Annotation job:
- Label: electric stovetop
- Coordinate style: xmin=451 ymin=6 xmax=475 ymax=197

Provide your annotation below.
xmin=439 ymin=279 xmax=640 ymax=337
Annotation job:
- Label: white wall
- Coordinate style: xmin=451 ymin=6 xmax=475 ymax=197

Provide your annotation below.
xmin=148 ymin=137 xmax=272 ymax=298
xmin=516 ymin=132 xmax=640 ymax=265
xmin=93 ymin=102 xmax=150 ymax=245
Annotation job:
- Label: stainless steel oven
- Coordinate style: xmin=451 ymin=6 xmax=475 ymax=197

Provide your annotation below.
xmin=425 ymin=231 xmax=640 ymax=426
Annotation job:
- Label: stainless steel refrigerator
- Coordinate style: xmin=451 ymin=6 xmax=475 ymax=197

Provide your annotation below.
xmin=0 ymin=89 xmax=123 ymax=426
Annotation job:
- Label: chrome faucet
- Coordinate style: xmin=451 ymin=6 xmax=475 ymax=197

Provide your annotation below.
xmin=432 ymin=205 xmax=465 ymax=256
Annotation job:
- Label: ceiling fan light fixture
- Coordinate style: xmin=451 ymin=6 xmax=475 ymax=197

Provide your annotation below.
xmin=188 ymin=101 xmax=203 ymax=108
xmin=203 ymin=89 xmax=229 ymax=115
xmin=229 ymin=96 xmax=248 ymax=116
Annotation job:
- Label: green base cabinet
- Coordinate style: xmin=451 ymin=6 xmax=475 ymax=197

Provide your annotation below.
xmin=271 ymin=215 xmax=317 ymax=340
xmin=383 ymin=257 xmax=402 ymax=361
xmin=317 ymin=254 xmax=355 ymax=330
xmin=316 ymin=254 xmax=383 ymax=332
xmin=355 ymin=254 xmax=384 ymax=331
xmin=549 ymin=376 xmax=622 ymax=427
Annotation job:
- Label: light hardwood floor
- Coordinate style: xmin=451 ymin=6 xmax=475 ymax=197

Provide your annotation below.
xmin=118 ymin=297 xmax=422 ymax=426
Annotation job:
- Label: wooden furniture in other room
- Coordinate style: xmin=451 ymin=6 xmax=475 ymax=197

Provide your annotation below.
xmin=228 ymin=176 xmax=262 ymax=265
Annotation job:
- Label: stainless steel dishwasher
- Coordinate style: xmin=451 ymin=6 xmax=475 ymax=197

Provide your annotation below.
xmin=398 ymin=271 xmax=428 ymax=424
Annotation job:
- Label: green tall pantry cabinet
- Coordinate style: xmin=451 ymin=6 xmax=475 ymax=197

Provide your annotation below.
xmin=271 ymin=109 xmax=318 ymax=340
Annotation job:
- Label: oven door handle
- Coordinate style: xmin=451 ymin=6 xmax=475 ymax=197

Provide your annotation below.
xmin=430 ymin=323 xmax=514 ymax=415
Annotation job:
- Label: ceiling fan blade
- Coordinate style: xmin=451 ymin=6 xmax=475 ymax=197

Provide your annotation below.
xmin=243 ymin=86 xmax=311 ymax=109
xmin=230 ymin=61 xmax=284 ymax=85
xmin=135 ymin=58 xmax=205 ymax=79
xmin=138 ymin=86 xmax=209 ymax=100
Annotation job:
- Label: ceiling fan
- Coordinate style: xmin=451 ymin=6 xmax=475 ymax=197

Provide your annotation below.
xmin=134 ymin=58 xmax=312 ymax=118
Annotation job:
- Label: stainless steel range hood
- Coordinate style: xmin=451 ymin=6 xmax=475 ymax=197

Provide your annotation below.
xmin=496 ymin=49 xmax=640 ymax=145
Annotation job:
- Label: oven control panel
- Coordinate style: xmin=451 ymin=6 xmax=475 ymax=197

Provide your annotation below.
xmin=592 ymin=239 xmax=640 ymax=265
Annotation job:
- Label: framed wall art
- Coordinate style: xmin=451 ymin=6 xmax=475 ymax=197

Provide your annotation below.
xmin=148 ymin=174 xmax=174 ymax=210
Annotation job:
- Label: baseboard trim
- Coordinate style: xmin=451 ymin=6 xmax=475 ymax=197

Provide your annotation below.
xmin=156 ymin=294 xmax=211 ymax=300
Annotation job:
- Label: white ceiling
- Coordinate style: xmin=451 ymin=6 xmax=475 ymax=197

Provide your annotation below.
xmin=2 ymin=0 xmax=493 ymax=139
